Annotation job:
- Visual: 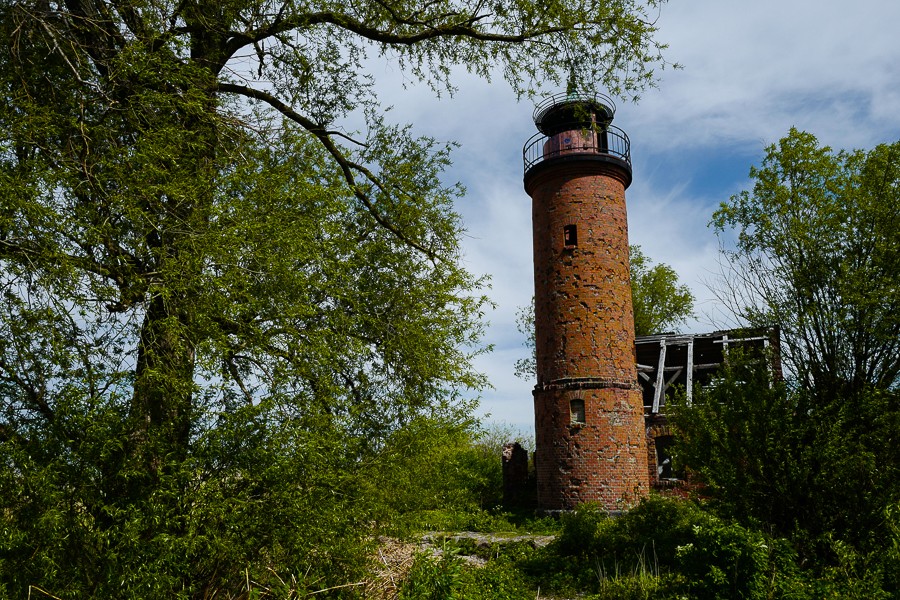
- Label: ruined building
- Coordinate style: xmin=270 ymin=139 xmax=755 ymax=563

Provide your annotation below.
xmin=515 ymin=93 xmax=778 ymax=512
xmin=637 ymin=329 xmax=777 ymax=488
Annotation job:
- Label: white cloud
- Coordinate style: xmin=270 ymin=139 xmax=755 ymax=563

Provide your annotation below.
xmin=626 ymin=0 xmax=900 ymax=149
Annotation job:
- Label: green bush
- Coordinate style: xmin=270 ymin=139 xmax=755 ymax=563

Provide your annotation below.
xmin=551 ymin=496 xmax=807 ymax=599
xmin=884 ymin=503 xmax=900 ymax=594
xmin=400 ymin=552 xmax=465 ymax=600
xmin=367 ymin=419 xmax=487 ymax=519
xmin=671 ymin=356 xmax=900 ymax=558
xmin=557 ymin=497 xmax=708 ymax=570
xmin=466 ymin=560 xmax=534 ymax=600
xmin=0 ymin=402 xmax=375 ymax=598
xmin=673 ymin=518 xmax=772 ymax=599
xmin=373 ymin=419 xmax=539 ymax=535
xmin=556 ymin=502 xmax=610 ymax=557
xmin=399 ymin=552 xmax=533 ymax=600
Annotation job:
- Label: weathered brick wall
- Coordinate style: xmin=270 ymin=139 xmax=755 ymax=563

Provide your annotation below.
xmin=526 ymin=147 xmax=649 ymax=511
xmin=534 ymin=386 xmax=647 ymax=509
xmin=527 ymin=159 xmax=635 ymax=385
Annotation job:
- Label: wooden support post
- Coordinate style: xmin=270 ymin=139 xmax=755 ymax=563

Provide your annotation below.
xmin=652 ymin=339 xmax=667 ymax=414
xmin=686 ymin=338 xmax=694 ymax=406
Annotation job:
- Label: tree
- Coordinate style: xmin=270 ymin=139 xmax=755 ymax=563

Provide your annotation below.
xmin=515 ymin=244 xmax=694 ymax=379
xmin=629 ymin=244 xmax=695 ymax=337
xmin=0 ymin=0 xmax=671 ymax=595
xmin=711 ymin=128 xmax=900 ymax=395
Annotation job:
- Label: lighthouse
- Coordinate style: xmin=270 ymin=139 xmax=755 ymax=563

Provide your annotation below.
xmin=523 ymin=92 xmax=649 ymax=511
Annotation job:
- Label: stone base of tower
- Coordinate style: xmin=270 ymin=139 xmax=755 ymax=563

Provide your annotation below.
xmin=534 ymin=384 xmax=649 ymax=511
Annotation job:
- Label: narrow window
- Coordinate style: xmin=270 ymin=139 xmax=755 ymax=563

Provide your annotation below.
xmin=570 ymin=399 xmax=585 ymax=424
xmin=563 ymin=224 xmax=578 ymax=247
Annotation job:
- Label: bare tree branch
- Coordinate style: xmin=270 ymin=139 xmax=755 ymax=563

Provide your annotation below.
xmin=223 ymin=9 xmax=565 ymax=60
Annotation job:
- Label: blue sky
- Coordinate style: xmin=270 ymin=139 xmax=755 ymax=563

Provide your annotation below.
xmin=369 ymin=0 xmax=900 ymax=430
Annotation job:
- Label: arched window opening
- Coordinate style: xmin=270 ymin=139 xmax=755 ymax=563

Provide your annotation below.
xmin=570 ymin=398 xmax=585 ymax=424
xmin=563 ymin=224 xmax=578 ymax=247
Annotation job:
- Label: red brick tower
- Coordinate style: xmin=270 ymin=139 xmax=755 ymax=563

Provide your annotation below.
xmin=523 ymin=92 xmax=649 ymax=511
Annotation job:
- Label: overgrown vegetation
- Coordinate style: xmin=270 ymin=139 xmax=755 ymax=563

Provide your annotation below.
xmin=395 ymin=495 xmax=900 ymax=599
xmin=370 ymin=420 xmax=534 ymax=536
xmin=1 ymin=0 xmax=895 ymax=593
xmin=672 ymin=356 xmax=900 ymax=560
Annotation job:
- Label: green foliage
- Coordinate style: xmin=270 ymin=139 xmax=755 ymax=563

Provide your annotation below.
xmin=556 ymin=503 xmax=611 ymax=557
xmin=543 ymin=497 xmax=829 ymax=599
xmin=465 ymin=559 xmax=534 ymax=600
xmin=0 ymin=401 xmax=374 ymax=597
xmin=671 ymin=355 xmax=900 ymax=594
xmin=673 ymin=518 xmax=773 ymax=600
xmin=883 ymin=503 xmax=900 ymax=593
xmin=399 ymin=550 xmax=533 ymax=600
xmin=376 ymin=419 xmax=543 ymax=536
xmin=670 ymin=356 xmax=807 ymax=535
xmin=694 ymin=130 xmax=900 ymax=595
xmin=629 ymin=245 xmax=695 ymax=336
xmin=0 ymin=0 xmax=675 ymax=593
xmin=370 ymin=420 xmax=526 ymax=535
xmin=555 ymin=498 xmax=722 ymax=577
xmin=391 ymin=496 xmax=899 ymax=599
xmin=400 ymin=552 xmax=465 ymax=600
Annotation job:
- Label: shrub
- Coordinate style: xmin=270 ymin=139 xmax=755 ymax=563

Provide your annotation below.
xmin=399 ymin=552 xmax=464 ymax=600
xmin=466 ymin=560 xmax=534 ymax=600
xmin=551 ymin=496 xmax=806 ymax=599
xmin=672 ymin=356 xmax=900 ymax=557
xmin=0 ymin=404 xmax=375 ymax=598
xmin=399 ymin=551 xmax=533 ymax=600
xmin=673 ymin=518 xmax=772 ymax=599
xmin=556 ymin=502 xmax=610 ymax=557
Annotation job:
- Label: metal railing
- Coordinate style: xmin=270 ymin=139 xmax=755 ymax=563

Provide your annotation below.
xmin=523 ymin=124 xmax=631 ymax=173
xmin=532 ymin=91 xmax=617 ymax=127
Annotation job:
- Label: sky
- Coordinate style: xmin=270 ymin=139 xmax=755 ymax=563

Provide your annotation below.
xmin=367 ymin=0 xmax=900 ymax=431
